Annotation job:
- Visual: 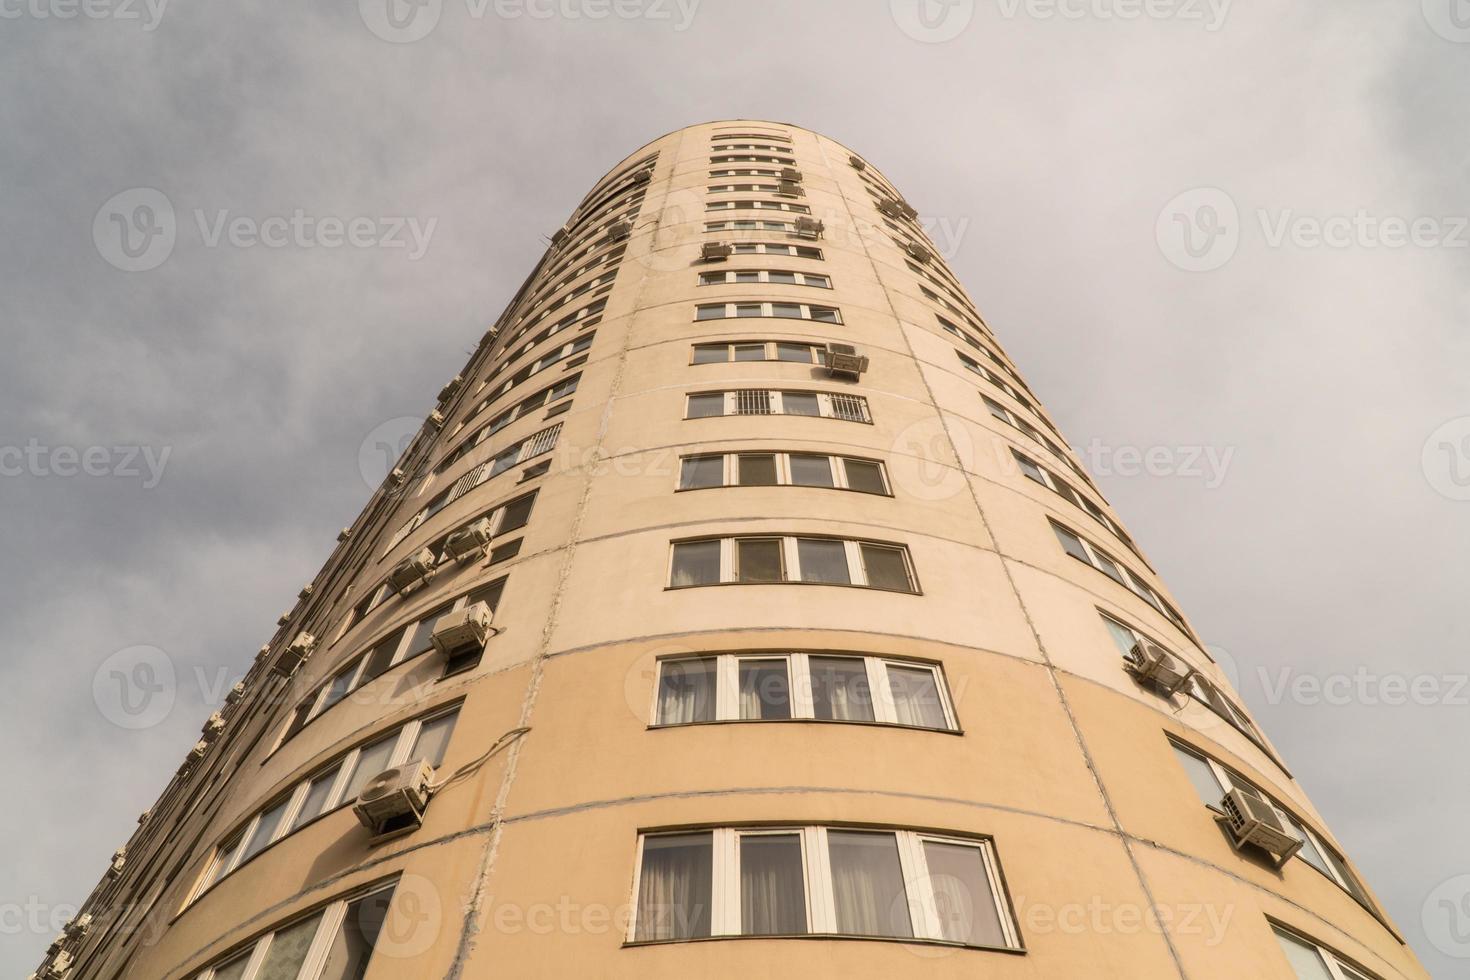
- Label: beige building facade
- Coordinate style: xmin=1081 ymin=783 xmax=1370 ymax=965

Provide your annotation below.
xmin=40 ymin=121 xmax=1427 ymax=980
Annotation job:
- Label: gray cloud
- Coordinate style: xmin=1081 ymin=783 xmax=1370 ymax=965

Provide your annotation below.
xmin=2 ymin=0 xmax=1465 ymax=974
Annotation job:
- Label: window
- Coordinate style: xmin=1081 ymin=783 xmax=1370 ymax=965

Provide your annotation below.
xmin=689 ymin=340 xmax=823 ymax=364
xmin=667 ymin=536 xmax=916 ymax=592
xmin=1169 ymin=740 xmax=1374 ymax=908
xmin=698 ymin=269 xmax=831 ymax=288
xmin=677 ymin=452 xmax=886 ymax=495
xmin=651 ymin=654 xmax=956 ymax=730
xmin=736 ymin=454 xmax=778 ymax=486
xmin=725 ymin=241 xmax=823 ymax=259
xmin=191 ymin=707 xmax=464 ymax=905
xmin=1052 ymin=521 xmax=1190 ymax=634
xmin=694 ymin=302 xmax=842 ymax=324
xmin=190 ymin=882 xmax=399 ymax=980
xmin=705 ymin=199 xmax=811 ymax=214
xmin=680 ymin=455 xmax=724 ymax=489
xmin=685 ymin=390 xmax=871 ymax=423
xmin=629 ymin=826 xmax=1018 ymax=949
xmin=1273 ymin=925 xmax=1379 ymax=980
xmin=1011 ymin=449 xmax=1141 ymax=559
xmin=788 ymin=454 xmax=834 ymax=487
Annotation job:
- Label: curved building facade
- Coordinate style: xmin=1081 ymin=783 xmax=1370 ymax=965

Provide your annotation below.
xmin=42 ymin=121 xmax=1426 ymax=980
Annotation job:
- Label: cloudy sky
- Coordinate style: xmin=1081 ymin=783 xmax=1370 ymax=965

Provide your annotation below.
xmin=2 ymin=0 xmax=1467 ymax=974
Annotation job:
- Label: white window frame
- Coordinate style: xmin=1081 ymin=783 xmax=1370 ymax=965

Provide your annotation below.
xmin=666 ymin=536 xmax=914 ymax=592
xmin=627 ymin=826 xmax=1018 ymax=949
xmin=698 ymin=270 xmax=831 ymax=288
xmin=688 ymin=340 xmax=825 ymax=364
xmin=653 ymin=653 xmax=957 ymax=730
xmin=683 ymin=390 xmax=871 ymax=423
xmin=704 ymin=219 xmax=797 ymax=233
xmin=694 ymin=302 xmax=842 ymax=323
xmin=675 ymin=451 xmax=889 ymax=495
xmin=1272 ymin=925 xmax=1380 ymax=980
xmin=705 ymin=199 xmax=812 ymax=214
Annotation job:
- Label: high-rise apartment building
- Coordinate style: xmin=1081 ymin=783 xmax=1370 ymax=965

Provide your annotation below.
xmin=39 ymin=121 xmax=1426 ymax=980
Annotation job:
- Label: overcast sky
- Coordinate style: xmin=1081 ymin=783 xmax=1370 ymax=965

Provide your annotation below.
xmin=2 ymin=0 xmax=1467 ymax=975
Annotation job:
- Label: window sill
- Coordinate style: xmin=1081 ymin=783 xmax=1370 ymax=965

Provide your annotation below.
xmin=647 ymin=717 xmax=962 ymax=736
xmin=622 ymin=933 xmax=1025 ymax=955
xmin=663 ymin=581 xmax=921 ymax=596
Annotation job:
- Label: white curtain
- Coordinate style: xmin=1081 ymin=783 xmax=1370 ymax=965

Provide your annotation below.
xmin=657 ymin=659 xmax=715 ymax=724
xmin=740 ymin=835 xmax=807 ymax=935
xmin=827 ymin=831 xmax=911 ymax=937
xmin=739 ymin=661 xmax=790 ymax=719
xmin=636 ymin=834 xmax=712 ymax=941
xmin=253 ymin=912 xmax=324 ymax=980
xmin=810 ymin=658 xmax=874 ymax=721
xmin=887 ymin=666 xmax=946 ymax=729
xmin=922 ymin=841 xmax=1005 ymax=947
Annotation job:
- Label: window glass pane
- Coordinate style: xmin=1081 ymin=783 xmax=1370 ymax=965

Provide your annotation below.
xmin=1171 ymin=745 xmax=1225 ymax=804
xmin=255 ymin=912 xmax=324 ymax=980
xmin=740 ymin=834 xmax=808 ymax=935
xmin=657 ymin=658 xmax=717 ymax=725
xmin=340 ymin=735 xmax=399 ymax=805
xmin=466 ymin=579 xmax=506 ymax=611
xmin=209 ymin=952 xmax=253 ymax=980
xmin=680 ymin=455 xmax=725 ymax=490
xmin=805 ymin=274 xmax=831 ymax=288
xmin=810 ymin=657 xmax=875 ymax=721
xmin=983 ymin=397 xmax=1010 ymax=423
xmin=733 ymin=343 xmax=766 ymax=361
xmin=1090 ymin=549 xmax=1126 ymax=585
xmin=206 ymin=833 xmax=244 ymax=889
xmin=775 ymin=342 xmax=814 ymax=363
xmin=809 ymin=308 xmax=840 ymax=323
xmin=290 ymin=765 xmax=341 ymax=833
xmin=692 ymin=344 xmax=727 ymax=364
xmin=319 ymin=660 xmax=361 ymax=712
xmin=671 ymin=540 xmax=721 ymax=587
xmin=886 ymin=665 xmax=948 ymax=729
xmin=771 ymin=302 xmax=802 ymax=318
xmin=739 ymin=659 xmax=792 ymax=719
xmin=735 ymin=271 xmax=760 ymax=284
xmin=282 ymin=699 xmax=315 ymax=743
xmin=861 ymin=544 xmax=912 ymax=591
xmin=781 ymin=392 xmax=819 ymax=416
xmin=1052 ymin=525 xmax=1091 ymax=564
xmin=1285 ymin=816 xmax=1331 ymax=876
xmin=687 ymin=393 xmax=725 ymax=418
xmin=318 ymin=887 xmax=396 ymax=980
xmin=797 ymin=538 xmax=850 ymax=584
xmin=767 ymin=271 xmax=796 ymax=284
xmin=411 ymin=710 xmax=459 ymax=768
xmin=828 ymin=831 xmax=912 ymax=938
xmin=695 ymin=305 xmax=724 ymax=321
xmin=923 ymin=841 xmax=1006 ymax=947
xmin=842 ymin=458 xmax=886 ymax=494
xmin=1273 ymin=928 xmax=1337 ymax=980
xmin=1102 ymin=616 xmax=1140 ymax=660
xmin=1014 ymin=453 xmax=1047 ymax=485
xmin=358 ymin=625 xmax=407 ymax=685
xmin=499 ymin=494 xmax=535 ymax=531
xmin=405 ymin=603 xmax=456 ymax=660
xmin=788 ymin=454 xmax=834 ymax=487
xmin=735 ymin=303 xmax=762 ymax=318
xmin=736 ymin=538 xmax=784 ymax=583
xmin=737 ymin=454 xmax=778 ymax=486
xmin=1323 ymin=848 xmax=1371 ymax=904
xmin=239 ymin=797 xmax=291 ymax=865
xmin=635 ymin=833 xmax=713 ymax=941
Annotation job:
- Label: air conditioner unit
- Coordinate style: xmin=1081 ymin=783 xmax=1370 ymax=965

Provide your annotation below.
xmin=387 ymin=548 xmax=437 ymax=595
xmin=137 ymin=808 xmax=151 ymax=825
xmin=69 ymin=914 xmax=92 ymax=936
xmin=45 ymin=951 xmax=73 ymax=978
xmin=271 ymin=633 xmax=317 ymax=678
xmin=47 ymin=932 xmax=66 ymax=955
xmin=107 ymin=848 xmax=126 ymax=877
xmin=298 ymin=584 xmax=313 ymax=601
xmin=605 ymin=219 xmax=633 ymax=241
xmin=794 ymin=216 xmax=824 ymax=240
xmin=1219 ymin=789 xmax=1303 ymax=867
xmin=388 ymin=467 xmax=407 ymax=486
xmin=443 ymin=518 xmax=493 ymax=561
xmin=550 ymin=226 xmax=569 ymax=247
xmin=632 ymin=169 xmax=652 ymax=184
xmin=878 ymin=199 xmax=904 ymax=219
xmin=430 ymin=602 xmax=495 ymax=656
xmin=276 ymin=611 xmax=292 ymax=626
xmin=1124 ymin=639 xmax=1194 ymax=696
xmin=823 ymin=343 xmax=870 ymax=381
xmin=189 ymin=739 xmax=209 ymax=761
xmin=701 ymin=241 xmax=733 ymax=262
xmin=780 ymin=167 xmax=803 ymax=182
xmin=777 ymin=180 xmax=804 ymax=197
xmin=899 ymin=201 xmax=919 ymax=220
xmin=905 ymin=241 xmax=932 ymax=264
xmin=438 ymin=375 xmax=463 ymax=403
xmin=848 ymin=155 xmax=866 ymax=171
xmin=202 ymin=712 xmax=226 ymax=739
xmin=353 ymin=758 xmax=435 ymax=842
xmin=427 ymin=409 xmax=446 ymax=429
xmin=337 ymin=527 xmax=352 ymax=542
xmin=226 ymin=681 xmax=245 ymax=705
xmin=255 ymin=644 xmax=271 ymax=664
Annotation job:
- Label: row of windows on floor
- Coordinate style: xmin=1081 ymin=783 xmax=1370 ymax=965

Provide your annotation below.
xmin=706 ymin=199 xmax=810 ymax=215
xmin=436 ymin=373 xmax=579 ymax=474
xmin=513 ymin=242 xmax=625 ymax=330
xmin=698 ymin=268 xmax=830 ymax=288
xmin=1053 ymin=521 xmax=1190 ymax=636
xmin=710 ymin=153 xmax=796 ymax=166
xmin=669 ymin=536 xmax=916 ymax=592
xmin=181 ymin=869 xmax=1376 ymax=980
